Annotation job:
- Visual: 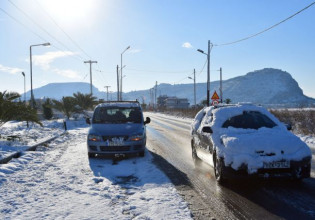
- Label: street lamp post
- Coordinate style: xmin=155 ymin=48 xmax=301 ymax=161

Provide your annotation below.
xmin=30 ymin=42 xmax=50 ymax=108
xmin=197 ymin=40 xmax=213 ymax=107
xmin=120 ymin=65 xmax=126 ymax=99
xmin=219 ymin=67 xmax=223 ymax=103
xmin=21 ymin=72 xmax=26 ymax=104
xmin=188 ymin=69 xmax=196 ymax=107
xmin=120 ymin=46 xmax=130 ymax=101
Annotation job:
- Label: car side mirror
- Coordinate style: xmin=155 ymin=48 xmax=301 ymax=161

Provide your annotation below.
xmin=86 ymin=118 xmax=91 ymax=125
xmin=144 ymin=117 xmax=151 ymax=125
xmin=202 ymin=126 xmax=213 ymax=134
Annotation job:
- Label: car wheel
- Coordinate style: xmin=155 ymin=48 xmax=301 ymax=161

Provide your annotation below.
xmin=214 ymin=153 xmax=225 ymax=184
xmin=291 ymin=166 xmax=304 ymax=181
xmin=88 ymin=153 xmax=95 ymax=158
xmin=191 ymin=140 xmax=201 ymax=166
xmin=139 ymin=150 xmax=145 ymax=157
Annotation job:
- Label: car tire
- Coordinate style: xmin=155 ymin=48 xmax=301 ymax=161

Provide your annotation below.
xmin=191 ymin=140 xmax=201 ymax=166
xmin=214 ymin=152 xmax=226 ymax=184
xmin=139 ymin=150 xmax=145 ymax=157
xmin=88 ymin=153 xmax=96 ymax=158
xmin=291 ymin=166 xmax=305 ymax=182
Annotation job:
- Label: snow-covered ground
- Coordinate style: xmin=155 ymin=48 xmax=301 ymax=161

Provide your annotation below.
xmin=0 ymin=119 xmax=192 ymax=219
xmin=0 ymin=120 xmax=65 ymax=160
xmin=1 ymin=112 xmax=314 ymax=219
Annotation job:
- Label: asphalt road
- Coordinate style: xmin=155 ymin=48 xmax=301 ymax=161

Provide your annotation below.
xmin=145 ymin=112 xmax=315 ymax=220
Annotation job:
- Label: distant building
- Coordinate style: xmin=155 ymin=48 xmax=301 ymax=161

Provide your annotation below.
xmin=157 ymin=95 xmax=189 ymax=109
xmin=157 ymin=95 xmax=168 ymax=108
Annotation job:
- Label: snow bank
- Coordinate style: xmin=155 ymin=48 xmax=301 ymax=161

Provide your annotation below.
xmin=0 ymin=120 xmax=65 ymax=160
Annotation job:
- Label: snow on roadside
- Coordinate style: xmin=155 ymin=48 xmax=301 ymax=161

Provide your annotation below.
xmin=0 ymin=120 xmax=65 ymax=160
xmin=0 ymin=120 xmax=192 ymax=219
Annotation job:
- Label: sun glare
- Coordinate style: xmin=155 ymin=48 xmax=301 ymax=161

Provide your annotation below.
xmin=40 ymin=0 xmax=97 ymax=26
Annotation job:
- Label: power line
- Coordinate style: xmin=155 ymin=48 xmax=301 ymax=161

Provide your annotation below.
xmin=8 ymin=0 xmax=86 ymax=61
xmin=93 ymin=68 xmax=114 ymax=74
xmin=1 ymin=4 xmax=86 ymax=65
xmin=196 ymin=58 xmax=207 ymax=77
xmin=83 ymin=73 xmax=88 ymax=80
xmin=125 ymin=68 xmax=192 ymax=74
xmin=0 ymin=7 xmax=47 ymax=43
xmin=215 ymin=1 xmax=315 ymax=46
xmin=34 ymin=0 xmax=92 ymax=59
xmin=94 ymin=68 xmax=107 ymax=85
xmin=1 ymin=6 xmax=90 ymax=85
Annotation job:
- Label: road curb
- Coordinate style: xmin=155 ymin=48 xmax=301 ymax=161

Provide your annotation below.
xmin=0 ymin=131 xmax=67 ymax=164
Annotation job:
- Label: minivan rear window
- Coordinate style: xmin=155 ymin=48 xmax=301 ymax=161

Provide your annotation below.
xmin=93 ymin=107 xmax=142 ymax=124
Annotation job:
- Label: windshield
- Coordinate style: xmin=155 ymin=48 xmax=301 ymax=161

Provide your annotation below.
xmin=222 ymin=111 xmax=277 ymax=129
xmin=93 ymin=107 xmax=142 ymax=124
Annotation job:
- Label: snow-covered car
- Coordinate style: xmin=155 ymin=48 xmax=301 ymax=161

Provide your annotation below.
xmin=191 ymin=103 xmax=311 ymax=183
xmin=86 ymin=101 xmax=150 ymax=158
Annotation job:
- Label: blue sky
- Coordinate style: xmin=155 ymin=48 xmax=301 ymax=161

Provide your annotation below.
xmin=1 ymin=0 xmax=315 ymax=98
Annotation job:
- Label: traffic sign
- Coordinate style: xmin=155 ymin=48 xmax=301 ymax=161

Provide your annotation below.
xmin=211 ymin=91 xmax=220 ymax=100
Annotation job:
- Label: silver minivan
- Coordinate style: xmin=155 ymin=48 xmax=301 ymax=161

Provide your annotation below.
xmin=86 ymin=101 xmax=150 ymax=158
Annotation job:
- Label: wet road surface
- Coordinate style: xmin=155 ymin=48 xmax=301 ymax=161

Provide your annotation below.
xmin=145 ymin=112 xmax=315 ymax=220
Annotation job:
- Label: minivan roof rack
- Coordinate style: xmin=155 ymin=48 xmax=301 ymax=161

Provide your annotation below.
xmin=99 ymin=100 xmax=140 ymax=103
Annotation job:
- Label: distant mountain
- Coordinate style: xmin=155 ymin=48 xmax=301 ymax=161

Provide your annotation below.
xmin=23 ymin=68 xmax=315 ymax=107
xmin=222 ymin=68 xmax=312 ymax=105
xmin=24 ymin=82 xmax=104 ymax=100
xmin=124 ymin=68 xmax=315 ymax=107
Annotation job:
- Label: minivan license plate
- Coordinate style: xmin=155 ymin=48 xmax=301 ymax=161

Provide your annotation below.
xmin=263 ymin=161 xmax=290 ymax=169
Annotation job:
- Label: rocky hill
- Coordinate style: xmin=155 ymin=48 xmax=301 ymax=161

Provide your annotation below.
xmin=23 ymin=68 xmax=315 ymax=107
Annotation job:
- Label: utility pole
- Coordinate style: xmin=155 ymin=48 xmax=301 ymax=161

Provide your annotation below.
xmin=155 ymin=81 xmax=158 ymax=110
xmin=149 ymin=89 xmax=152 ymax=108
xmin=197 ymin=40 xmax=213 ymax=107
xmin=220 ymin=67 xmax=223 ymax=103
xmin=193 ymin=69 xmax=196 ymax=106
xmin=84 ymin=60 xmax=97 ymax=95
xmin=207 ymin=40 xmax=212 ymax=107
xmin=104 ymin=86 xmax=111 ymax=101
xmin=188 ymin=69 xmax=196 ymax=107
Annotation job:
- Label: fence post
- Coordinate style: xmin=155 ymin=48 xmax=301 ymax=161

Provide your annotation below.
xmin=63 ymin=120 xmax=67 ymax=131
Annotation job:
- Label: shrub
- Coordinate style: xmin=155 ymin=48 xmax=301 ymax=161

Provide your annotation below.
xmin=42 ymin=98 xmax=53 ymax=120
xmin=52 ymin=96 xmax=76 ymax=119
xmin=0 ymin=91 xmax=42 ymax=127
xmin=269 ymin=109 xmax=315 ymax=135
xmin=73 ymin=92 xmax=97 ymax=111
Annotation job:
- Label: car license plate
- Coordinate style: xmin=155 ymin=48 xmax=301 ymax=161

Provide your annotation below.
xmin=263 ymin=161 xmax=290 ymax=169
xmin=105 ymin=139 xmax=124 ymax=146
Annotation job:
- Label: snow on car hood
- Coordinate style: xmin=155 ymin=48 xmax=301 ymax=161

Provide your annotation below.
xmin=89 ymin=123 xmax=144 ymax=136
xmin=217 ymin=127 xmax=311 ymax=173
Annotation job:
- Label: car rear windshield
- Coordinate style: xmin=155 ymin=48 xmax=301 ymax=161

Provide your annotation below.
xmin=93 ymin=107 xmax=142 ymax=124
xmin=222 ymin=111 xmax=277 ymax=129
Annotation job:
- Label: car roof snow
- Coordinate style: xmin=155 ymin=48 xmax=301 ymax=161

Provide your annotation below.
xmin=96 ymin=101 xmax=140 ymax=108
